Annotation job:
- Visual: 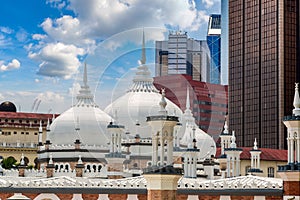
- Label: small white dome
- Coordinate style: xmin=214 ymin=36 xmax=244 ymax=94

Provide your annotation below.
xmin=48 ymin=64 xmax=112 ymax=146
xmin=105 ymin=62 xmax=182 ymax=138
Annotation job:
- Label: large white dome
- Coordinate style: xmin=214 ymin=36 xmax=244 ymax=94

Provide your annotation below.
xmin=48 ymin=65 xmax=112 ymax=147
xmin=105 ymin=64 xmax=182 ymax=138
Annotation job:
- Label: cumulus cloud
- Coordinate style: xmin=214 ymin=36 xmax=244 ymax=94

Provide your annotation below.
xmin=68 ymin=0 xmax=208 ymax=37
xmin=28 ymin=42 xmax=85 ymax=79
xmin=68 ymin=82 xmax=81 ymax=97
xmin=0 ymin=59 xmax=21 ymax=71
xmin=37 ymin=91 xmax=64 ymax=102
xmin=0 ymin=26 xmax=13 ymax=34
xmin=202 ymin=0 xmax=219 ymax=8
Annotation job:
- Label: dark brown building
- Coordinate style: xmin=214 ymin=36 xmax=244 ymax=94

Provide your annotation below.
xmin=154 ymin=75 xmax=228 ymax=141
xmin=229 ymin=0 xmax=300 ymax=149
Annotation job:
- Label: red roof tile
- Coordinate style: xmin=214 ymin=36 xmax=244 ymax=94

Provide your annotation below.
xmin=0 ymin=111 xmax=59 ymax=120
xmin=216 ymin=147 xmax=287 ymax=162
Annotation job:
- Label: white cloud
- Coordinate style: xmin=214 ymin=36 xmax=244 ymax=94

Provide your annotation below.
xmin=68 ymin=82 xmax=81 ymax=97
xmin=0 ymin=26 xmax=13 ymax=34
xmin=32 ymin=34 xmax=47 ymax=40
xmin=16 ymin=28 xmax=28 ymax=42
xmin=35 ymin=78 xmax=40 ymax=83
xmin=37 ymin=91 xmax=64 ymax=103
xmin=46 ymin=0 xmax=67 ymax=9
xmin=0 ymin=59 xmax=21 ymax=71
xmin=202 ymin=0 xmax=219 ymax=8
xmin=28 ymin=42 xmax=85 ymax=79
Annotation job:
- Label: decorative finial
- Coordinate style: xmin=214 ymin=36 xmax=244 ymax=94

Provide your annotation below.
xmin=78 ymin=155 xmax=83 ymax=164
xmin=39 ymin=120 xmax=42 ymax=133
xmin=46 ymin=118 xmax=50 ymax=131
xmin=159 ymin=88 xmax=167 ymax=115
xmin=253 ymin=138 xmax=258 ymax=150
xmin=83 ymin=62 xmax=88 ymax=87
xmin=49 ymin=153 xmax=53 ymax=165
xmin=20 ymin=153 xmax=25 ymax=166
xmin=186 ymin=87 xmax=190 ymax=110
xmin=140 ymin=28 xmax=146 ymax=65
xmin=230 ymin=130 xmax=237 ymax=148
xmin=223 ymin=116 xmax=229 ymax=134
xmin=293 ymin=83 xmax=300 ymax=116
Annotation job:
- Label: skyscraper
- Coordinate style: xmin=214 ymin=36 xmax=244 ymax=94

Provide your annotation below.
xmin=221 ymin=0 xmax=229 ymax=85
xmin=229 ymin=0 xmax=300 ymax=149
xmin=155 ymin=31 xmax=211 ymax=82
xmin=207 ymin=14 xmax=221 ymax=84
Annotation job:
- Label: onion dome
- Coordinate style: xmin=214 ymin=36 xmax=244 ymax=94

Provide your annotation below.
xmin=48 ymin=63 xmax=112 ymax=146
xmin=179 ymin=87 xmax=216 ymax=159
xmin=0 ymin=101 xmax=17 ymax=112
xmin=104 ymin=31 xmax=182 ymax=138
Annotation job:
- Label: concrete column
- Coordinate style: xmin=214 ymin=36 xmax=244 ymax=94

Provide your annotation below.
xmin=291 ymin=139 xmax=294 ymax=163
xmin=160 ymin=137 xmax=164 ymax=165
xmin=75 ymin=163 xmax=84 ymax=177
xmin=152 ymin=137 xmax=158 ymax=165
xmin=226 ymin=156 xmax=231 ymax=177
xmin=167 ymin=137 xmax=173 ymax=165
xmin=288 ymin=137 xmax=291 ymax=163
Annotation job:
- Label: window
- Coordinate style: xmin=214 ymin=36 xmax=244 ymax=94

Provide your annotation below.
xmin=268 ymin=167 xmax=274 ymax=177
xmin=14 ymin=132 xmax=17 ymax=135
xmin=245 ymin=166 xmax=251 ymax=174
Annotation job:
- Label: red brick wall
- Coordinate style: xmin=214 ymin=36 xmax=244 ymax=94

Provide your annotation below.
xmin=148 ymin=190 xmax=177 ymax=200
xmin=0 ymin=193 xmax=14 ymax=199
xmin=137 ymin=194 xmax=147 ymax=200
xmin=108 ymin=194 xmax=128 ymax=200
xmin=231 ymin=196 xmax=254 ymax=200
xmin=56 ymin=193 xmax=73 ymax=200
xmin=82 ymin=194 xmax=99 ymax=200
xmin=265 ymin=196 xmax=283 ymax=200
xmin=198 ymin=195 xmax=220 ymax=200
xmin=284 ymin=181 xmax=300 ymax=195
xmin=177 ymin=194 xmax=188 ymax=200
xmin=22 ymin=193 xmax=40 ymax=199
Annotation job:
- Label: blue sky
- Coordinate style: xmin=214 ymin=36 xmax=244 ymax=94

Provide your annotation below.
xmin=0 ymin=0 xmax=221 ymax=113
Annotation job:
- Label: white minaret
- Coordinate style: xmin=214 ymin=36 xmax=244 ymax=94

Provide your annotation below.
xmin=183 ymin=126 xmax=199 ymax=178
xmin=220 ymin=116 xmax=232 ymax=155
xmin=283 ymin=83 xmax=300 ymax=165
xmin=147 ymin=88 xmax=179 ymax=167
xmin=107 ymin=116 xmax=125 ymax=154
xmin=45 ymin=118 xmax=50 ymax=142
xmin=224 ymin=131 xmax=243 ymax=177
xmin=248 ymin=138 xmax=263 ymax=175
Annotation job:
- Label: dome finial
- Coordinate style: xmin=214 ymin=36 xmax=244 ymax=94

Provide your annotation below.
xmin=159 ymin=88 xmax=167 ymax=115
xmin=230 ymin=130 xmax=237 ymax=148
xmin=140 ymin=28 xmax=146 ymax=65
xmin=293 ymin=82 xmax=300 ymax=116
xmin=39 ymin=120 xmax=43 ymax=133
xmin=253 ymin=138 xmax=258 ymax=150
xmin=223 ymin=115 xmax=229 ymax=134
xmin=78 ymin=155 xmax=83 ymax=164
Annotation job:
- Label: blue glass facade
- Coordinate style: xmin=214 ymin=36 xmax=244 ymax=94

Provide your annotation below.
xmin=207 ymin=35 xmax=221 ymax=84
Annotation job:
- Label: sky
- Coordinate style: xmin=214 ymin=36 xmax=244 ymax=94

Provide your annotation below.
xmin=0 ymin=0 xmax=221 ymax=114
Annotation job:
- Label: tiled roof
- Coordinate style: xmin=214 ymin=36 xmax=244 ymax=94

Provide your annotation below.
xmin=0 ymin=111 xmax=59 ymax=120
xmin=216 ymin=147 xmax=287 ymax=162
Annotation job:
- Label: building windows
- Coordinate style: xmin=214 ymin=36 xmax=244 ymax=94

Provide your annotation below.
xmin=245 ymin=165 xmax=251 ymax=174
xmin=267 ymin=167 xmax=275 ymax=177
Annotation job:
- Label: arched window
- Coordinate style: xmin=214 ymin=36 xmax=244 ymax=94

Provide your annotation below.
xmin=98 ymin=165 xmax=102 ymax=172
xmin=268 ymin=167 xmax=274 ymax=177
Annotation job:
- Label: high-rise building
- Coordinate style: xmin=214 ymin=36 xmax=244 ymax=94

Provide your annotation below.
xmin=221 ymin=0 xmax=229 ymax=85
xmin=153 ymin=75 xmax=228 ymax=141
xmin=155 ymin=31 xmax=210 ymax=82
xmin=228 ymin=0 xmax=300 ymax=149
xmin=207 ymin=14 xmax=221 ymax=84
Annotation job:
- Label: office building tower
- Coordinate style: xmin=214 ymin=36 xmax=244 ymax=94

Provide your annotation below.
xmin=221 ymin=0 xmax=229 ymax=85
xmin=207 ymin=14 xmax=221 ymax=84
xmin=155 ymin=31 xmax=211 ymax=82
xmin=229 ymin=0 xmax=300 ymax=149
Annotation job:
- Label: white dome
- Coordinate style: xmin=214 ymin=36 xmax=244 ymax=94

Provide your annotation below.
xmin=48 ymin=64 xmax=112 ymax=146
xmin=104 ymin=64 xmax=182 ymax=138
xmin=178 ymin=88 xmax=216 ymax=159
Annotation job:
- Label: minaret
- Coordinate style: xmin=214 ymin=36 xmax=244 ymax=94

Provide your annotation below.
xmin=248 ymin=138 xmax=263 ymax=175
xmin=278 ymin=83 xmax=300 ymax=199
xmin=224 ymin=131 xmax=243 ymax=177
xmin=183 ymin=126 xmax=199 ymax=178
xmin=144 ymin=88 xmax=181 ymax=200
xmin=220 ymin=116 xmax=232 ymax=155
xmin=147 ymin=88 xmax=178 ymax=166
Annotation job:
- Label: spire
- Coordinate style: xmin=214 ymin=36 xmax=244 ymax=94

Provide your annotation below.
xmin=186 ymin=87 xmax=190 ymax=110
xmin=46 ymin=118 xmax=50 ymax=131
xmin=158 ymin=88 xmax=168 ymax=115
xmin=128 ymin=30 xmax=158 ymax=93
xmin=230 ymin=130 xmax=237 ymax=148
xmin=253 ymin=138 xmax=258 ymax=150
xmin=293 ymin=83 xmax=300 ymax=116
xmin=76 ymin=63 xmax=96 ymax=106
xmin=141 ymin=28 xmax=146 ymax=65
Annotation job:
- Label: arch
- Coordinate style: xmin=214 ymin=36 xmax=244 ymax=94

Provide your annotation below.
xmin=98 ymin=164 xmax=102 ymax=172
xmin=34 ymin=193 xmax=60 ymax=200
xmin=55 ymin=164 xmax=59 ymax=171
